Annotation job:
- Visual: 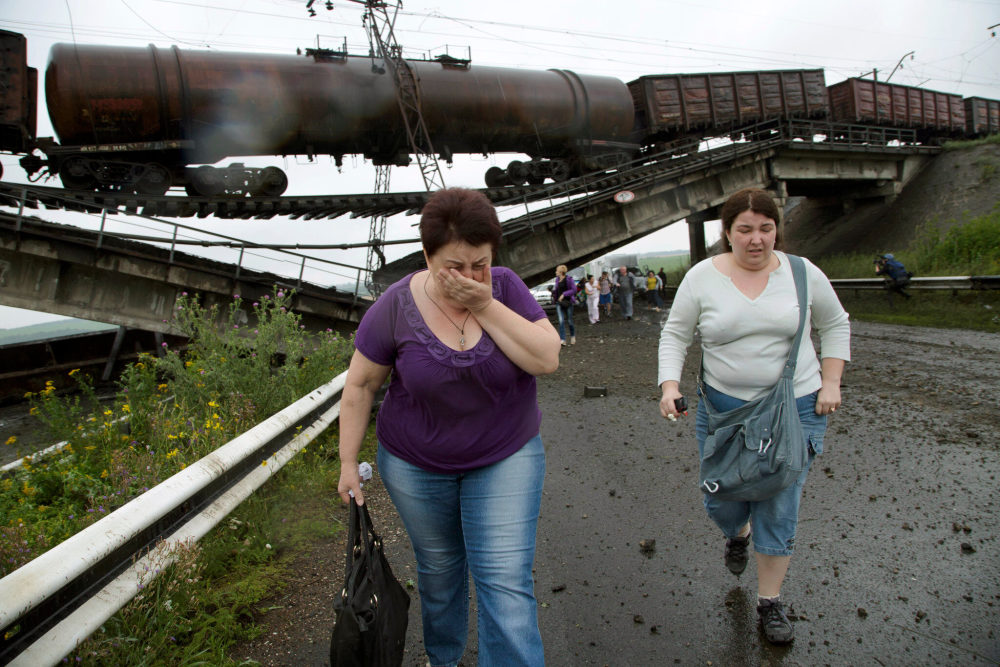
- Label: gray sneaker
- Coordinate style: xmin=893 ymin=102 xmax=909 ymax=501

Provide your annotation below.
xmin=757 ymin=598 xmax=794 ymax=644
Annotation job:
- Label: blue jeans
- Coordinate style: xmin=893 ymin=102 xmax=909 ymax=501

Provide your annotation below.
xmin=619 ymin=290 xmax=633 ymax=318
xmin=556 ymin=301 xmax=575 ymax=341
xmin=695 ymin=384 xmax=827 ymax=556
xmin=377 ymin=435 xmax=546 ymax=667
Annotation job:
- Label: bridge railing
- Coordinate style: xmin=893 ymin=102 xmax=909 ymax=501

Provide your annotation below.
xmin=0 ymin=372 xmax=347 ymax=667
xmin=830 ymin=276 xmax=1000 ymax=293
xmin=3 ymin=185 xmax=373 ymax=302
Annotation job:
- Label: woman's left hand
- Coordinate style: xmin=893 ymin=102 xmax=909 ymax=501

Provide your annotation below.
xmin=437 ymin=267 xmax=493 ymax=312
xmin=815 ymin=383 xmax=841 ymax=415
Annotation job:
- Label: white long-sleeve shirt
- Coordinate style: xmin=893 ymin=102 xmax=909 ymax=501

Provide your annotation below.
xmin=657 ymin=251 xmax=851 ymax=400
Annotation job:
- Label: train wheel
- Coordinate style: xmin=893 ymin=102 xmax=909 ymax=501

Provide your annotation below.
xmin=134 ymin=163 xmax=172 ymax=196
xmin=484 ymin=166 xmax=509 ymax=188
xmin=59 ymin=157 xmax=96 ymax=190
xmin=190 ymin=166 xmax=225 ymax=196
xmin=252 ymin=167 xmax=288 ymax=197
xmin=526 ymin=162 xmax=545 ymax=186
xmin=506 ymin=160 xmax=528 ymax=185
xmin=550 ymin=160 xmax=572 ymax=183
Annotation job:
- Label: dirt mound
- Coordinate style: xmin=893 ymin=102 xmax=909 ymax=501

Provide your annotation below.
xmin=783 ymin=142 xmax=1000 ymax=258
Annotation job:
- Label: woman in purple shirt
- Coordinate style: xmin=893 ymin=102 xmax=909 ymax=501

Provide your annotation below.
xmin=338 ymin=188 xmax=561 ymax=667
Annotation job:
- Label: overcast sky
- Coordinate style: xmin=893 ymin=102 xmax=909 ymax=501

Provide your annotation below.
xmin=1 ymin=0 xmax=998 ymax=327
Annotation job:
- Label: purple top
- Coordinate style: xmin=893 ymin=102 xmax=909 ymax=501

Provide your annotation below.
xmin=354 ymin=267 xmax=547 ymax=473
xmin=553 ymin=275 xmax=576 ymax=302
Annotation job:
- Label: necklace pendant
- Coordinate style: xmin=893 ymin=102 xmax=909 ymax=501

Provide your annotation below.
xmin=459 ymin=335 xmax=465 ymax=349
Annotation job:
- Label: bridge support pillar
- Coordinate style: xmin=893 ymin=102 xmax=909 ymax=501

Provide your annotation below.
xmin=686 ymin=207 xmax=719 ymax=264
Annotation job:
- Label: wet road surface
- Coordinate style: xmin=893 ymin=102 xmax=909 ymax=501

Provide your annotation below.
xmin=233 ymin=309 xmax=1000 ymax=666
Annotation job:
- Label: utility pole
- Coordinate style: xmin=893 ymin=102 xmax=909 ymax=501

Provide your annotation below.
xmin=884 ymin=51 xmax=914 ymax=83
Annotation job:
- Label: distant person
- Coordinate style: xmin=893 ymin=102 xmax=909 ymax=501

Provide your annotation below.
xmin=657 ymin=188 xmax=850 ymax=645
xmin=645 ymin=270 xmax=663 ymax=310
xmin=338 ymin=187 xmax=561 ymax=667
xmin=613 ymin=265 xmax=637 ymax=320
xmin=553 ymin=264 xmax=577 ymax=345
xmin=598 ymin=271 xmax=613 ymax=318
xmin=657 ymin=267 xmax=669 ymax=300
xmin=874 ymin=253 xmax=912 ymax=301
xmin=584 ymin=274 xmax=600 ymax=324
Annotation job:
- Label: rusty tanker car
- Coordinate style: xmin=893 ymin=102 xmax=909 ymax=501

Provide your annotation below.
xmin=1 ymin=29 xmax=997 ymax=197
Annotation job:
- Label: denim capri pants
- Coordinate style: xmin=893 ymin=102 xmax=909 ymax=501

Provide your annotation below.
xmin=695 ymin=383 xmax=827 ymax=557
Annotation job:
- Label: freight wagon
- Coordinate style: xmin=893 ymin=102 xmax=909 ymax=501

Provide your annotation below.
xmin=964 ymin=97 xmax=1000 ymax=137
xmin=628 ymin=69 xmax=829 ymax=143
xmin=827 ymin=77 xmax=965 ymax=140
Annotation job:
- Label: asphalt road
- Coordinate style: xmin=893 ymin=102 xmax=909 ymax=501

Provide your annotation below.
xmin=234 ymin=305 xmax=1000 ymax=666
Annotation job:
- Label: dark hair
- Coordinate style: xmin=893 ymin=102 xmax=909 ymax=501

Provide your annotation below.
xmin=420 ymin=188 xmax=502 ymax=258
xmin=718 ymin=188 xmax=783 ymax=252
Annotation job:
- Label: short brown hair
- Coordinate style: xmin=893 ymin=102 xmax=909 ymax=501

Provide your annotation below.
xmin=420 ymin=188 xmax=502 ymax=258
xmin=718 ymin=188 xmax=783 ymax=252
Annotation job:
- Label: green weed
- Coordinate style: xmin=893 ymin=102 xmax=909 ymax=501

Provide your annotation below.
xmin=2 ymin=287 xmax=358 ymax=664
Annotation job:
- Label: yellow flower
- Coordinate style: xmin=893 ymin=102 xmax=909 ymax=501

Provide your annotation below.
xmin=68 ymin=368 xmax=80 ymax=377
xmin=185 ymin=361 xmax=193 ymax=368
xmin=100 ymin=469 xmax=108 ymax=479
xmin=122 ymin=404 xmax=130 ymax=413
xmin=23 ymin=391 xmax=33 ymax=398
xmin=158 ymin=384 xmax=168 ymax=391
xmin=4 ymin=436 xmax=16 ymax=446
xmin=167 ymin=434 xmax=178 ymax=440
xmin=208 ymin=401 xmax=218 ymax=408
xmin=261 ymin=460 xmax=267 ymax=467
xmin=136 ymin=362 xmax=145 ymax=369
xmin=85 ymin=445 xmax=96 ymax=450
xmin=103 ymin=409 xmax=112 ymax=417
xmin=29 ymin=407 xmax=38 ymax=415
xmin=166 ymin=448 xmax=179 ymax=459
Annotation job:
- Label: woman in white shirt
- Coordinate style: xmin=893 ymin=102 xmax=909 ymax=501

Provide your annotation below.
xmin=584 ymin=274 xmax=600 ymax=324
xmin=657 ymin=188 xmax=850 ymax=645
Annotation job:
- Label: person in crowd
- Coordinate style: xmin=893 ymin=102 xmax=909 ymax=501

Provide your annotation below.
xmin=613 ymin=265 xmax=637 ymax=320
xmin=338 ymin=187 xmax=561 ymax=667
xmin=657 ymin=267 xmax=669 ymax=301
xmin=874 ymin=253 xmax=912 ymax=301
xmin=645 ymin=270 xmax=663 ymax=311
xmin=584 ymin=273 xmax=600 ymax=324
xmin=657 ymin=188 xmax=850 ymax=645
xmin=598 ymin=270 xmax=613 ymax=318
xmin=553 ymin=264 xmax=577 ymax=345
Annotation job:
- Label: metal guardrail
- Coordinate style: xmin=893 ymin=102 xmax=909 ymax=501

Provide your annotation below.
xmin=830 ymin=276 xmax=1000 ymax=292
xmin=0 ymin=372 xmax=347 ymax=666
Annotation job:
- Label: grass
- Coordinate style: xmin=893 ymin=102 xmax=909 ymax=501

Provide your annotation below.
xmin=1 ymin=288 xmax=361 ymax=664
xmin=941 ymin=133 xmax=1000 ymax=150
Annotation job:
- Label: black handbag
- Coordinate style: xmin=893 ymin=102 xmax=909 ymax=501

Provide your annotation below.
xmin=330 ymin=498 xmax=410 ymax=667
xmin=697 ymin=254 xmax=810 ymax=502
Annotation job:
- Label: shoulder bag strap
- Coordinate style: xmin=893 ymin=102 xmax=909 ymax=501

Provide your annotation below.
xmin=781 ymin=254 xmax=808 ymax=379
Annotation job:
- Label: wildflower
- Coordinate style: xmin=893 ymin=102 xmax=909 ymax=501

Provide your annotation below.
xmin=233 ymin=325 xmax=239 ymax=329
xmin=158 ymin=383 xmax=168 ymax=391
xmin=68 ymin=368 xmax=80 ymax=377
xmin=208 ymin=400 xmax=217 ymax=408
xmin=184 ymin=361 xmax=193 ymax=368
xmin=261 ymin=460 xmax=267 ymax=467
xmin=29 ymin=407 xmax=38 ymax=415
xmin=122 ymin=404 xmax=130 ymax=413
xmin=161 ymin=342 xmax=168 ymax=348
xmin=101 ymin=469 xmax=108 ymax=479
xmin=4 ymin=436 xmax=16 ymax=446
xmin=277 ymin=291 xmax=284 ymax=298
xmin=252 ymin=301 xmax=259 ymax=307
xmin=181 ymin=291 xmax=188 ymax=296
xmin=166 ymin=448 xmax=179 ymax=459
xmin=233 ymin=294 xmax=240 ymax=299
xmin=103 ymin=409 xmax=112 ymax=417
xmin=23 ymin=391 xmax=33 ymax=398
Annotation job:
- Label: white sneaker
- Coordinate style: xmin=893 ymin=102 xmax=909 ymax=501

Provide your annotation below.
xmin=570 ymin=336 xmax=576 ymax=345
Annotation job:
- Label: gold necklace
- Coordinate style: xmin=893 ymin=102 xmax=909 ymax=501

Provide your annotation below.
xmin=422 ymin=275 xmax=473 ymax=349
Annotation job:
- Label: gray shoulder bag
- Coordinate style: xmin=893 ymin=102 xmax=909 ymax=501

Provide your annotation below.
xmin=698 ymin=254 xmax=810 ymax=502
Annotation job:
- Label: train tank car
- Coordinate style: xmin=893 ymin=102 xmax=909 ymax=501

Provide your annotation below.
xmin=627 ymin=69 xmax=829 ymax=145
xmin=964 ymin=97 xmax=1000 ymax=137
xmin=827 ymin=77 xmax=965 ymax=141
xmin=40 ymin=42 xmax=636 ymax=194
